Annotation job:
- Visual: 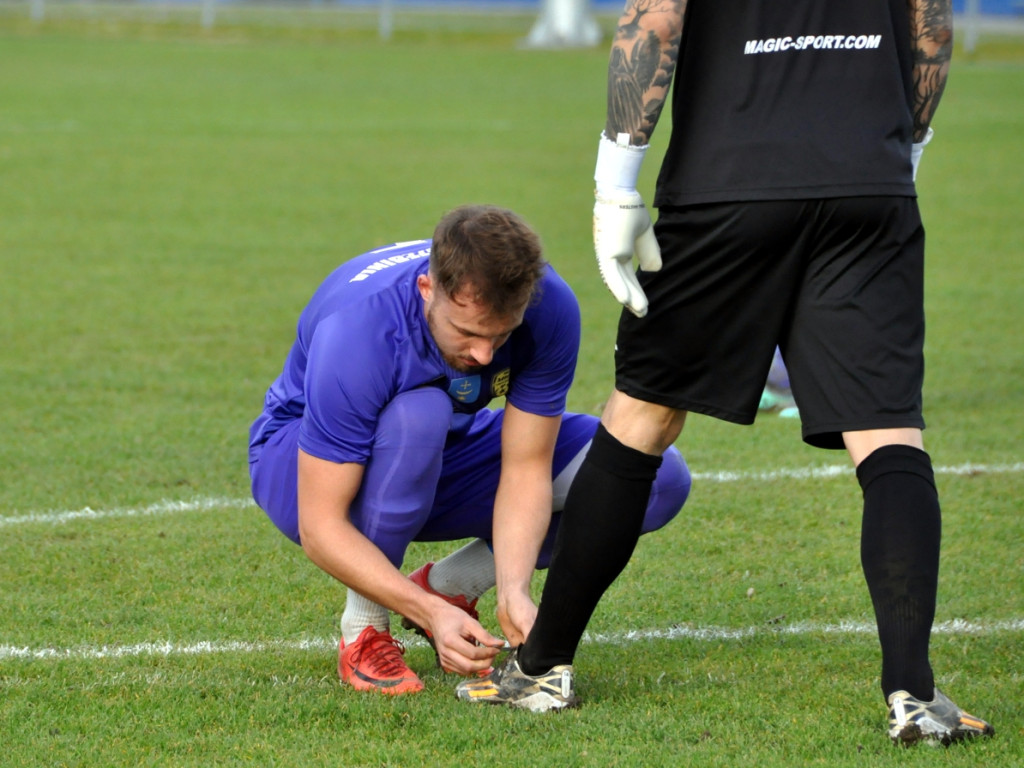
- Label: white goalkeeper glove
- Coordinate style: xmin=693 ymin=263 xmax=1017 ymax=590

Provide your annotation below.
xmin=593 ymin=133 xmax=662 ymax=318
xmin=911 ymin=127 xmax=934 ymax=182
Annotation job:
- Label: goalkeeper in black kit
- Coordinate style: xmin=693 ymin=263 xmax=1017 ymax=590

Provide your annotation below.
xmin=456 ymin=0 xmax=996 ymax=747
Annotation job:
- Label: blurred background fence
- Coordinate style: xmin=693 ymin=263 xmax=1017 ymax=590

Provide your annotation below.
xmin=3 ymin=0 xmax=614 ymax=45
xmin=3 ymin=0 xmax=1023 ymax=50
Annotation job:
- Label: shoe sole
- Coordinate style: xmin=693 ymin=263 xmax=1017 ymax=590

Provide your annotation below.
xmin=340 ymin=667 xmax=424 ymax=695
xmin=891 ymin=720 xmax=994 ymax=747
xmin=456 ymin=687 xmax=577 ymax=713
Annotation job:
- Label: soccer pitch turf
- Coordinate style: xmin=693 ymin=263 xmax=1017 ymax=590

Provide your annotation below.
xmin=1 ymin=16 xmax=1022 ymax=767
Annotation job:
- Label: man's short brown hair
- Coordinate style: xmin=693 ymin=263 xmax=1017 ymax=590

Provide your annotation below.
xmin=430 ymin=205 xmax=546 ymax=317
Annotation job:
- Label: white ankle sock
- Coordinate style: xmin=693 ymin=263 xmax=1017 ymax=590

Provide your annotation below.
xmin=340 ymin=589 xmax=390 ymax=645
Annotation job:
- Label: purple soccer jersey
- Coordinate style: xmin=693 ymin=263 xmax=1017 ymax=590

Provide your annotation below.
xmin=248 ymin=239 xmax=581 ymax=467
xmin=248 ymin=239 xmax=689 ymax=558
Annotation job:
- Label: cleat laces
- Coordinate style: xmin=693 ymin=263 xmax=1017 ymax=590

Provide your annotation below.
xmin=351 ymin=631 xmax=410 ymax=678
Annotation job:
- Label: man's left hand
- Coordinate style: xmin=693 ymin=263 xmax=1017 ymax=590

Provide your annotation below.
xmin=593 ymin=190 xmax=662 ymax=318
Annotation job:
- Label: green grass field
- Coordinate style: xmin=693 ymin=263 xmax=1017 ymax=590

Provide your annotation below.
xmin=1 ymin=11 xmax=1022 ymax=767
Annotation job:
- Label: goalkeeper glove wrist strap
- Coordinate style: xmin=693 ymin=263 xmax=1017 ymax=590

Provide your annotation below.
xmin=595 ymin=132 xmax=648 ymax=196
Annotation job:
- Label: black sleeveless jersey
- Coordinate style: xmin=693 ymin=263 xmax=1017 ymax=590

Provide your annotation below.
xmin=654 ymin=0 xmax=918 ymax=206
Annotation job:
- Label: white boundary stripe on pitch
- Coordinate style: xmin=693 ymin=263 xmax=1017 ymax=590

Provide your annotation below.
xmin=3 ymin=618 xmax=1022 ymax=663
xmin=2 ymin=462 xmax=1022 ymax=529
xmin=0 ymin=496 xmax=253 ymax=528
xmin=691 ymin=461 xmax=1024 ymax=484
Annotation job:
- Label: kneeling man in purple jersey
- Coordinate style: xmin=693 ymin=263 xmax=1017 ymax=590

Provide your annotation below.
xmin=249 ymin=205 xmax=691 ymax=694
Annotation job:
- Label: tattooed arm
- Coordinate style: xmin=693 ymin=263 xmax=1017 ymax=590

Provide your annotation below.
xmin=591 ymin=0 xmax=685 ymax=316
xmin=604 ymin=0 xmax=686 ymax=146
xmin=907 ymin=0 xmax=953 ymax=142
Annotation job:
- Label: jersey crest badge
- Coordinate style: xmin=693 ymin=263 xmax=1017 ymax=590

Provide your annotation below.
xmin=491 ymin=369 xmax=511 ymax=398
xmin=448 ymin=376 xmax=481 ymax=403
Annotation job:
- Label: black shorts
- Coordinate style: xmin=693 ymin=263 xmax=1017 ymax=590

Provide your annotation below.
xmin=614 ymin=197 xmax=926 ymax=449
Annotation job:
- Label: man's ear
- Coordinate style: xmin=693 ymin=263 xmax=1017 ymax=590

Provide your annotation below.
xmin=416 ymin=273 xmax=433 ymax=302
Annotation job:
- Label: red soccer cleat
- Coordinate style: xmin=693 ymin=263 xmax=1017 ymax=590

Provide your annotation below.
xmin=338 ymin=626 xmax=424 ymax=695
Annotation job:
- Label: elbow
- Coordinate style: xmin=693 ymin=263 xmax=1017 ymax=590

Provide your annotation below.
xmin=930 ymin=23 xmax=953 ymax=56
xmin=297 ymin=515 xmax=325 ymax=566
xmin=654 ymin=14 xmax=683 ymax=49
xmin=299 ymin=531 xmax=316 ymax=561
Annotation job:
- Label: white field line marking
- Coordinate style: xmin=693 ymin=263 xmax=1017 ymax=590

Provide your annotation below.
xmin=690 ymin=461 xmax=1024 ymax=484
xmin=3 ymin=618 xmax=1022 ymax=663
xmin=0 ymin=496 xmax=253 ymax=528
xmin=588 ymin=617 xmax=1024 ymax=644
xmin=2 ymin=462 xmax=1022 ymax=529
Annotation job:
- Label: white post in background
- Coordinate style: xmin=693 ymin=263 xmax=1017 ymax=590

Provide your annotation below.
xmin=378 ymin=0 xmax=394 ymax=41
xmin=522 ymin=0 xmax=601 ymax=48
xmin=964 ymin=0 xmax=981 ymax=54
xmin=201 ymin=0 xmax=217 ymax=29
xmin=30 ymin=0 xmax=45 ymax=21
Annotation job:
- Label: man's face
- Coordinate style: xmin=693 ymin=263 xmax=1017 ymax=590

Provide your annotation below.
xmin=417 ymin=273 xmax=525 ymax=373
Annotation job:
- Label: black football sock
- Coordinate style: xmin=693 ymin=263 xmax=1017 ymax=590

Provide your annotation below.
xmin=519 ymin=423 xmax=662 ymax=675
xmin=857 ymin=444 xmax=940 ymax=701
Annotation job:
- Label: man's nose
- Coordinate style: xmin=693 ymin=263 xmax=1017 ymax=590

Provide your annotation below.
xmin=470 ymin=339 xmax=495 ymax=366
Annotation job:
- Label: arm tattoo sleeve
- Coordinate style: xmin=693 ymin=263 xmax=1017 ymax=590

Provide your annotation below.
xmin=604 ymin=0 xmax=686 ymax=145
xmin=908 ymin=0 xmax=953 ymax=142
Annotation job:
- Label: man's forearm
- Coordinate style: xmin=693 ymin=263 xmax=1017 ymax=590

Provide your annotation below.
xmin=491 ymin=478 xmax=551 ymax=598
xmin=604 ymin=0 xmax=686 ymax=145
xmin=908 ymin=0 xmax=953 ymax=142
xmin=296 ymin=450 xmax=434 ymax=625
xmin=301 ymin=509 xmax=435 ymax=622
